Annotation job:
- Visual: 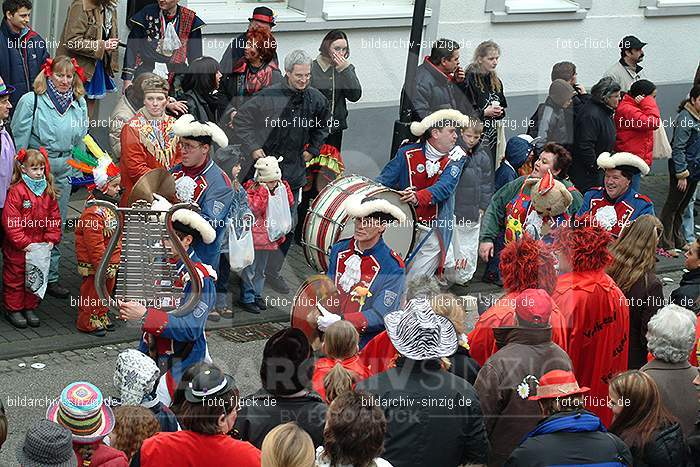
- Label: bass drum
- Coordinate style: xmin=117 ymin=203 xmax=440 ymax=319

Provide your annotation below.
xmin=301 ymin=175 xmax=416 ymax=272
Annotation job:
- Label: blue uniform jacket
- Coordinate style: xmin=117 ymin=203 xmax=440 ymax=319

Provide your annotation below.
xmin=171 ymin=159 xmax=234 ymax=270
xmin=578 ymin=186 xmax=654 ymax=237
xmin=327 ymin=237 xmax=405 ymax=348
xmin=376 ymin=142 xmax=465 ymax=249
xmin=139 ymin=250 xmax=216 ymax=383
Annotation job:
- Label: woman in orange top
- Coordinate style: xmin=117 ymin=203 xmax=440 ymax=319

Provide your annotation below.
xmin=119 ymin=75 xmax=180 ymax=204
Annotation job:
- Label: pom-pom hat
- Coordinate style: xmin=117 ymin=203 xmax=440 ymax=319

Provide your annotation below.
xmin=46 ymin=382 xmax=116 ymax=444
xmin=254 ymin=156 xmax=283 ymax=183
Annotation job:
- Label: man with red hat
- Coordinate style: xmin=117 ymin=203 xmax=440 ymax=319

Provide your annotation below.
xmin=220 ymin=6 xmax=278 ymax=80
xmin=468 ymin=236 xmax=568 ymax=367
xmin=474 ymin=288 xmax=573 ymax=467
xmin=506 ymin=369 xmax=632 ymax=466
xmin=552 ymin=224 xmax=630 ymax=427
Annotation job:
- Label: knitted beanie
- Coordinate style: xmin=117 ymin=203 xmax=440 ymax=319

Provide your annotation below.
xmin=254 ymin=156 xmax=282 ymax=183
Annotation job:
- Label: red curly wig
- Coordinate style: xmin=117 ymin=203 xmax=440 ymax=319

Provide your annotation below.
xmin=499 ymin=236 xmax=557 ymax=294
xmin=554 ymin=224 xmax=613 ymax=272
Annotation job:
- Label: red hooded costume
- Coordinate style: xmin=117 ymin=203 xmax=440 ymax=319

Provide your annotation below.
xmin=468 ymin=237 xmax=568 ymax=366
xmin=551 ymin=225 xmax=629 ymax=427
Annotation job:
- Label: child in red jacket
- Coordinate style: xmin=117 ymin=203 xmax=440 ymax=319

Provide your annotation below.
xmin=614 ymin=79 xmax=660 ymax=191
xmin=240 ymin=156 xmax=293 ymax=314
xmin=313 ymin=320 xmax=370 ymax=402
xmin=2 ymin=148 xmax=61 ymax=328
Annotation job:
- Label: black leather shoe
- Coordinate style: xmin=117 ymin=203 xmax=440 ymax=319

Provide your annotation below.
xmin=255 ymin=297 xmax=267 ymax=310
xmin=207 ymin=310 xmax=222 ymax=322
xmin=79 ymin=327 xmax=106 ymax=337
xmin=46 ymin=282 xmax=70 ymax=299
xmin=266 ymin=275 xmax=290 ymax=294
xmin=237 ymin=301 xmax=260 ymax=314
xmin=23 ymin=310 xmax=40 ymax=327
xmin=6 ymin=312 xmax=27 ymax=329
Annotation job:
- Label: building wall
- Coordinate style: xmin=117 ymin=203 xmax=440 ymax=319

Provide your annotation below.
xmin=35 ymin=0 xmax=697 ymax=176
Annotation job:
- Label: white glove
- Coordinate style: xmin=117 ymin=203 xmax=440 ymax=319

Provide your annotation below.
xmin=449 ymin=145 xmax=467 ymax=161
xmin=317 ymin=304 xmax=341 ymax=332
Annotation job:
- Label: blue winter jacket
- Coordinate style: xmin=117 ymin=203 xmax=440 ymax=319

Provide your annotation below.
xmin=0 ymin=21 xmax=49 ymax=111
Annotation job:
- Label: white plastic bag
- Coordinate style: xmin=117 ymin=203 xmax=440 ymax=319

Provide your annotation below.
xmin=25 ymin=242 xmax=52 ymax=299
xmin=266 ymin=184 xmax=292 ymax=242
xmin=228 ymin=215 xmax=255 ymax=272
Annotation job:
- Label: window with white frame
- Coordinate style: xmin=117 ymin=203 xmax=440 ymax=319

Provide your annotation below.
xmin=640 ymin=0 xmax=700 ymax=16
xmin=322 ymin=0 xmax=417 ymax=20
xmin=485 ymin=0 xmax=592 ymax=22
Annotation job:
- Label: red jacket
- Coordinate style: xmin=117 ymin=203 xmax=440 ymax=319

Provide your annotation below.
xmin=139 ymin=430 xmax=261 ymax=467
xmin=2 ymin=181 xmax=61 ymax=250
xmin=552 ymin=270 xmax=629 ymax=427
xmin=312 ymin=355 xmax=371 ymax=401
xmin=74 ymin=443 xmax=128 ymax=467
xmin=244 ymin=179 xmax=293 ymax=250
xmin=467 ymin=291 xmax=569 ymax=367
xmin=614 ymin=94 xmax=661 ymax=166
xmin=359 ymin=330 xmax=398 ymax=376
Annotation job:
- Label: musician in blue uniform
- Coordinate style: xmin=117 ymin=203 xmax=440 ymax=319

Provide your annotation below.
xmin=118 ymin=206 xmax=217 ymax=405
xmin=171 ymin=114 xmax=233 ymax=272
xmin=317 ymin=195 xmax=407 ymax=348
xmin=577 ymin=151 xmax=654 ymax=238
xmin=376 ymin=108 xmax=470 ymax=280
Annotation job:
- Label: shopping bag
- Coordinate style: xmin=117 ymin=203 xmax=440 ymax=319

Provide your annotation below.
xmin=266 ymin=185 xmax=292 ymax=242
xmin=652 ymin=126 xmax=672 ymax=160
xmin=228 ymin=215 xmax=255 ymax=272
xmin=25 ymin=242 xmax=52 ymax=299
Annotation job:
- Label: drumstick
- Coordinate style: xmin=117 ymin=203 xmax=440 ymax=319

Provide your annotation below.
xmin=317 ymin=302 xmax=332 ymax=317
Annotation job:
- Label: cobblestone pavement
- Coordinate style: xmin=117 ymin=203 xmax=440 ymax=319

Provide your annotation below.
xmin=0 ymin=269 xmax=687 ymax=465
xmin=0 ymin=174 xmax=686 ymax=359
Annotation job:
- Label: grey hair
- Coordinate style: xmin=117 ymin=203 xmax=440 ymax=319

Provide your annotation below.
xmin=591 ymin=76 xmax=621 ymax=101
xmin=405 ymin=276 xmax=441 ymax=302
xmin=646 ymin=304 xmax=697 ymax=363
xmin=284 ymin=49 xmax=312 ymax=73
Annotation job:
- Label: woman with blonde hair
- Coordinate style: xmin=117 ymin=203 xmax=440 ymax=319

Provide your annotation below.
xmin=461 ymin=40 xmax=507 ymax=162
xmin=432 ymin=293 xmax=480 ymax=385
xmin=110 ymin=405 xmax=160 ymax=461
xmin=609 ymin=370 xmax=689 ymax=466
xmin=261 ymin=422 xmax=315 ymax=467
xmin=607 ymin=214 xmax=665 ymax=369
xmin=11 ymin=55 xmax=88 ymax=300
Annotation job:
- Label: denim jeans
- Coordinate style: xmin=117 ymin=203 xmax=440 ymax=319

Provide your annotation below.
xmin=682 ymin=185 xmax=699 ymax=243
xmin=240 ymin=250 xmax=271 ymax=303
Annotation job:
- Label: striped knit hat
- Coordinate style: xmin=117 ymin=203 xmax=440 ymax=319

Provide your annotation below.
xmin=46 ymin=382 xmax=116 ymax=444
xmin=384 ymin=298 xmax=458 ymax=360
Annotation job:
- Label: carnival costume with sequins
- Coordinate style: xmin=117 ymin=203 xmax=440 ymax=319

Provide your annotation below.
xmin=119 ymin=109 xmax=180 ymax=204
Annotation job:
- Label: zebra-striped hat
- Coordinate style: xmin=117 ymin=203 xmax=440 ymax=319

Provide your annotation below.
xmin=384 ymin=298 xmax=458 ymax=360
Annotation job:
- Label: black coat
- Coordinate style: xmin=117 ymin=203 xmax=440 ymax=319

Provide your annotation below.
xmin=232 ymin=389 xmax=327 ymax=449
xmin=626 ymin=272 xmax=664 ymax=369
xmin=506 ymin=411 xmax=633 ymax=467
xmin=671 ymin=268 xmax=700 ymax=312
xmin=629 ymin=423 xmax=691 ymax=467
xmin=571 ymin=98 xmax=616 ymax=193
xmin=529 ymin=97 xmax=574 ymax=152
xmin=355 ymin=358 xmax=488 ymax=467
xmin=310 ymin=58 xmax=362 ymax=134
xmin=234 ymin=79 xmax=331 ymax=190
xmin=405 ymin=58 xmax=474 ymax=121
xmin=448 ymin=346 xmax=481 ymax=386
xmin=689 ymin=418 xmax=700 ymax=464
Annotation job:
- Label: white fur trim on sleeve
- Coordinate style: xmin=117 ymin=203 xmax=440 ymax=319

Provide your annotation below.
xmin=343 ymin=194 xmax=407 ymax=223
xmin=409 ymin=109 xmax=472 ymax=136
xmin=596 ymin=152 xmax=650 ymax=175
